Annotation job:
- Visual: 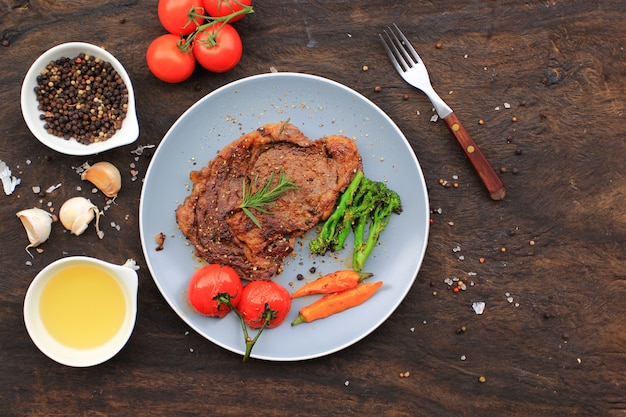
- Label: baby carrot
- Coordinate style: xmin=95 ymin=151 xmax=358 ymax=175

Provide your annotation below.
xmin=291 ymin=270 xmax=373 ymax=298
xmin=291 ymin=281 xmax=383 ymax=325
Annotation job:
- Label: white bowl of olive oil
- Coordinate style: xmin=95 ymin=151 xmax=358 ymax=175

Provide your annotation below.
xmin=23 ymin=256 xmax=138 ymax=367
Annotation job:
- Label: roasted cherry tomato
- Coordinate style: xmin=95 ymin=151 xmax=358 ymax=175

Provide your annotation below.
xmin=158 ymin=0 xmax=205 ymax=35
xmin=192 ymin=23 xmax=243 ymax=73
xmin=187 ymin=264 xmax=243 ymax=317
xmin=238 ymin=280 xmax=291 ymax=329
xmin=202 ymin=0 xmax=252 ymax=23
xmin=146 ymin=34 xmax=196 ymax=83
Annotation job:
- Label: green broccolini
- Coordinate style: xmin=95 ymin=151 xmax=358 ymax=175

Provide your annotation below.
xmin=309 ymin=170 xmax=364 ymax=255
xmin=309 ymin=170 xmax=402 ymax=271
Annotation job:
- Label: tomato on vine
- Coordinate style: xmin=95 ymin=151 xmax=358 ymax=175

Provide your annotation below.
xmin=187 ymin=264 xmax=243 ymax=317
xmin=146 ymin=34 xmax=196 ymax=83
xmin=192 ymin=23 xmax=243 ymax=73
xmin=158 ymin=0 xmax=205 ymax=35
xmin=238 ymin=280 xmax=292 ymax=329
xmin=203 ymin=0 xmax=252 ymax=23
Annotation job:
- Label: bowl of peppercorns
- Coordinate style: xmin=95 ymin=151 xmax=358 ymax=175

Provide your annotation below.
xmin=21 ymin=42 xmax=139 ymax=156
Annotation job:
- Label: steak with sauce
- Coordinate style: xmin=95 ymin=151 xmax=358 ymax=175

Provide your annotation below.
xmin=175 ymin=122 xmax=362 ymax=281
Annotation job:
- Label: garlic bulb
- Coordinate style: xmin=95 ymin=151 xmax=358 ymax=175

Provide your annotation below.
xmin=81 ymin=161 xmax=121 ymax=198
xmin=59 ymin=197 xmax=103 ymax=236
xmin=16 ymin=208 xmax=53 ymax=257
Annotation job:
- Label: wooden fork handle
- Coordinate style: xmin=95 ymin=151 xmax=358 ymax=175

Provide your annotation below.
xmin=443 ymin=112 xmax=506 ymax=200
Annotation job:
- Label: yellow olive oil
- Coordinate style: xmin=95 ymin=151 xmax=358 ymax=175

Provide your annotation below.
xmin=39 ymin=264 xmax=126 ymax=349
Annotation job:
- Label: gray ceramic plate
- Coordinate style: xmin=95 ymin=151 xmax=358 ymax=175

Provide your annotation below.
xmin=139 ymin=72 xmax=429 ymax=361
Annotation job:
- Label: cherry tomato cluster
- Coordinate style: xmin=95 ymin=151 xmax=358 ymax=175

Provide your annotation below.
xmin=187 ymin=264 xmax=291 ymax=361
xmin=147 ymin=0 xmax=253 ymax=83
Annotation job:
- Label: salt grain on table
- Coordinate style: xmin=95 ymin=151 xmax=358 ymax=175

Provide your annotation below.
xmin=0 ymin=160 xmax=20 ymax=195
xmin=472 ymin=301 xmax=485 ymax=315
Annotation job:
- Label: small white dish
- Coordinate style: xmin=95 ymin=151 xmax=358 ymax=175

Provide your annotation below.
xmin=23 ymin=256 xmax=138 ymax=367
xmin=20 ymin=42 xmax=139 ymax=156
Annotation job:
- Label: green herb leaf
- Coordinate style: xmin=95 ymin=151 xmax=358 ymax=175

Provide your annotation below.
xmin=239 ymin=170 xmax=299 ymax=228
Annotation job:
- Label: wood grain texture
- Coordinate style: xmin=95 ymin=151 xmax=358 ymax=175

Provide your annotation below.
xmin=1 ymin=0 xmax=626 ymax=416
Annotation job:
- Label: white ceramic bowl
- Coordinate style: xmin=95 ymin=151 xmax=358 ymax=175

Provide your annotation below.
xmin=23 ymin=256 xmax=138 ymax=367
xmin=20 ymin=42 xmax=139 ymax=155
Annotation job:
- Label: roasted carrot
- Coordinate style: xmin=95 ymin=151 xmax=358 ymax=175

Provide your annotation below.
xmin=291 ymin=270 xmax=373 ymax=298
xmin=291 ymin=281 xmax=383 ymax=325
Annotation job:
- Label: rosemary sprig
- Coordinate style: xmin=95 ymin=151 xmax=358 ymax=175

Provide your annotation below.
xmin=240 ymin=170 xmax=299 ymax=228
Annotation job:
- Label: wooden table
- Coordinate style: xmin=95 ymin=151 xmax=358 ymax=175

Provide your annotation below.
xmin=2 ymin=1 xmax=625 ymax=415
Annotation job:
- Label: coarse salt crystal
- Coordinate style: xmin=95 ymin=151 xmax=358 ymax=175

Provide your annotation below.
xmin=430 ymin=114 xmax=439 ymax=122
xmin=504 ymin=102 xmax=511 ymax=109
xmin=32 ymin=186 xmax=41 ymax=194
xmin=0 ymin=160 xmax=21 ymax=195
xmin=122 ymin=259 xmax=140 ymax=270
xmin=472 ymin=301 xmax=485 ymax=315
xmin=131 ymin=144 xmax=155 ymax=155
xmin=46 ymin=183 xmax=62 ymax=193
xmin=344 ymin=380 xmax=350 ymax=387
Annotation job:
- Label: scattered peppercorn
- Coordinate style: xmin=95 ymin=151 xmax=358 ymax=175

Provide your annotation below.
xmin=374 ymin=85 xmax=382 ymax=92
xmin=478 ymin=119 xmax=484 ymax=125
xmin=500 ymin=166 xmax=508 ymax=173
xmin=403 ymin=94 xmax=409 ymax=101
xmin=362 ymin=65 xmax=369 ymax=71
xmin=296 ymin=273 xmax=304 ymax=281
xmin=511 ymin=116 xmax=518 ymax=122
xmin=478 ymin=376 xmax=486 ymax=383
xmin=435 ymin=41 xmax=442 ymax=49
xmin=309 ymin=266 xmax=316 ymax=274
xmin=34 ymin=53 xmax=129 ymax=145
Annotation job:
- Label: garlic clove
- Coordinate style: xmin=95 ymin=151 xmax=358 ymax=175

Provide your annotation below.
xmin=81 ymin=161 xmax=121 ymax=198
xmin=16 ymin=207 xmax=53 ymax=257
xmin=59 ymin=196 xmax=103 ymax=236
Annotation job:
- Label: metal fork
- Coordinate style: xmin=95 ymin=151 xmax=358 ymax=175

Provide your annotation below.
xmin=380 ymin=24 xmax=506 ymax=201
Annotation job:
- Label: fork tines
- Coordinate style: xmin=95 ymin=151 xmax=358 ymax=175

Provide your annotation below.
xmin=379 ymin=24 xmax=422 ymax=72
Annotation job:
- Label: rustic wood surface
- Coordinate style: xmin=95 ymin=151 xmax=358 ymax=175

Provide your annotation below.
xmin=1 ymin=1 xmax=625 ymax=415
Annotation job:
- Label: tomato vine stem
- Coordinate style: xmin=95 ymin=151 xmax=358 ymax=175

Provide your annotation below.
xmin=178 ymin=4 xmax=254 ymax=52
xmin=215 ymin=294 xmax=277 ymax=361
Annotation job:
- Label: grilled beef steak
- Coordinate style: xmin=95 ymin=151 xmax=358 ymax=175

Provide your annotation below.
xmin=175 ymin=122 xmax=363 ymax=281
